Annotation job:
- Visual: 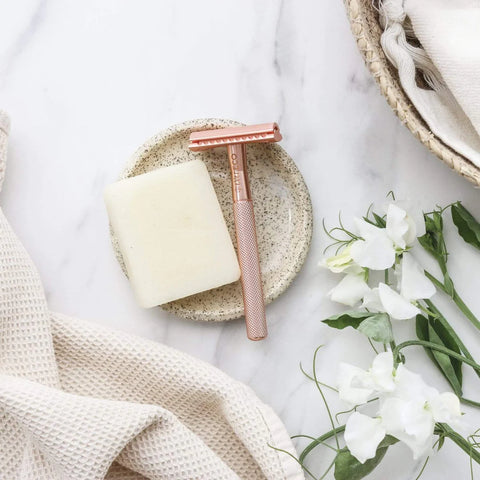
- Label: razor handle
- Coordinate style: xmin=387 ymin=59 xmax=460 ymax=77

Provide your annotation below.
xmin=228 ymin=144 xmax=267 ymax=341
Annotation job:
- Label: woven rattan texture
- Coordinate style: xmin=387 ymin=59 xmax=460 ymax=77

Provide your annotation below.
xmin=344 ymin=0 xmax=480 ymax=186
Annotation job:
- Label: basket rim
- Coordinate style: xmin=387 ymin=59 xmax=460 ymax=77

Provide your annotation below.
xmin=344 ymin=0 xmax=480 ymax=187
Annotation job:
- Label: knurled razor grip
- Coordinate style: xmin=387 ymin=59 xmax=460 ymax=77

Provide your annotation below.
xmin=189 ymin=123 xmax=282 ymax=341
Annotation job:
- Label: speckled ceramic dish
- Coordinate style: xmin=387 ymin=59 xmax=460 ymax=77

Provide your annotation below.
xmin=111 ymin=118 xmax=312 ymax=322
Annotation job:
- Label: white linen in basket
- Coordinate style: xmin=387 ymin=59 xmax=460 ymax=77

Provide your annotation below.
xmin=380 ymin=0 xmax=480 ymax=166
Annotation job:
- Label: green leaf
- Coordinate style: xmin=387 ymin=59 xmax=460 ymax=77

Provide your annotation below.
xmin=357 ymin=313 xmax=394 ymax=343
xmin=362 ymin=210 xmax=386 ymax=228
xmin=418 ymin=228 xmax=435 ymax=256
xmin=334 ymin=436 xmax=398 ymax=480
xmin=428 ymin=323 xmax=462 ymax=396
xmin=437 ymin=435 xmax=445 ymax=451
xmin=419 ymin=213 xmax=448 ymax=271
xmin=433 ymin=211 xmax=443 ymax=232
xmin=415 ymin=315 xmax=436 ymax=364
xmin=372 ymin=213 xmax=387 ymax=228
xmin=416 ymin=315 xmax=463 ymax=396
xmin=430 ymin=317 xmax=463 ymax=387
xmin=323 ymin=311 xmax=372 ymax=330
xmin=451 ymin=203 xmax=480 ymax=250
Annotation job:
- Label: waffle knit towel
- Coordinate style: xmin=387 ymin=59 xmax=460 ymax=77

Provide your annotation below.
xmin=0 ymin=111 xmax=304 ymax=480
xmin=380 ymin=0 xmax=480 ymax=167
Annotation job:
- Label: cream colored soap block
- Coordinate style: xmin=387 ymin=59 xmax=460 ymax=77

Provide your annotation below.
xmin=104 ymin=160 xmax=240 ymax=308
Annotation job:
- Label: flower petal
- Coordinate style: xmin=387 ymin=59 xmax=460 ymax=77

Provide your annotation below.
xmin=350 ymin=234 xmax=396 ymax=270
xmin=354 ymin=218 xmax=385 ymax=239
xmin=378 ymin=283 xmax=420 ymax=320
xmin=390 ymin=200 xmax=426 ymax=238
xmin=429 ymin=392 xmax=462 ymax=423
xmin=400 ymin=253 xmax=436 ymax=301
xmin=328 ymin=273 xmax=370 ymax=307
xmin=386 ymin=204 xmax=414 ymax=249
xmin=380 ymin=397 xmax=434 ymax=460
xmin=394 ymin=364 xmax=437 ymax=401
xmin=337 ymin=363 xmax=374 ymax=406
xmin=345 ymin=412 xmax=386 ymax=464
xmin=361 ymin=287 xmax=384 ymax=312
xmin=319 ymin=245 xmax=363 ymax=274
xmin=370 ymin=351 xmax=395 ymax=392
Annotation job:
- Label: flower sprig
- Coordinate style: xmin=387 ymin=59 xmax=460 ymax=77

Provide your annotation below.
xmin=280 ymin=199 xmax=480 ymax=480
xmin=277 ymin=347 xmax=479 ymax=480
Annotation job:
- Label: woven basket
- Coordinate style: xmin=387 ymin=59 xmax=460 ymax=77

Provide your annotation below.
xmin=344 ymin=0 xmax=480 ymax=187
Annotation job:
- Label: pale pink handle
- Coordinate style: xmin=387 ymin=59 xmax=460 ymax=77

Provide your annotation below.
xmin=233 ymin=200 xmax=267 ymax=341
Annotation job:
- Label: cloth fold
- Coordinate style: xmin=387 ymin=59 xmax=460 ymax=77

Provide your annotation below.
xmin=380 ymin=0 xmax=480 ymax=166
xmin=0 ymin=111 xmax=304 ymax=480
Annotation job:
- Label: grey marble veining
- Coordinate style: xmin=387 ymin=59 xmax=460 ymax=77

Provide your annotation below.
xmin=1 ymin=1 xmax=480 ymax=478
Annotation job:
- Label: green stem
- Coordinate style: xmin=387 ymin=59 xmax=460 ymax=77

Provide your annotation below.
xmin=425 ymin=271 xmax=480 ymax=331
xmin=299 ymin=426 xmax=346 ymax=463
xmin=437 ymin=423 xmax=480 ymax=465
xmin=291 ymin=434 xmax=338 ymax=452
xmin=462 ymin=397 xmax=480 ymax=408
xmin=269 ymin=444 xmax=318 ymax=480
xmin=368 ymin=337 xmax=379 ymax=354
xmin=453 ymin=287 xmax=480 ymax=330
xmin=312 ymin=347 xmax=340 ymax=450
xmin=394 ymin=340 xmax=480 ymax=374
xmin=424 ymin=271 xmax=445 ymax=291
xmin=415 ymin=456 xmax=429 ymax=480
xmin=300 ymin=362 xmax=338 ymax=392
xmin=318 ymin=457 xmax=336 ymax=480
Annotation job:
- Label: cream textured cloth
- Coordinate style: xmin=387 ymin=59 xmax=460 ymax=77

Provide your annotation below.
xmin=380 ymin=0 xmax=480 ymax=166
xmin=0 ymin=111 xmax=304 ymax=480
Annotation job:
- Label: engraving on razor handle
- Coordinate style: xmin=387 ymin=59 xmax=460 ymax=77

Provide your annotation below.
xmin=227 ymin=144 xmax=250 ymax=201
xmin=228 ymin=144 xmax=267 ymax=340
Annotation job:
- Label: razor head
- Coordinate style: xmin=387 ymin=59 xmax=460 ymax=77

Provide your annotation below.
xmin=189 ymin=123 xmax=282 ymax=151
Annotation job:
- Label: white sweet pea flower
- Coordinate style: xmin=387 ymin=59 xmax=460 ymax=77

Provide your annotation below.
xmin=386 ymin=204 xmax=419 ymax=249
xmin=337 ymin=352 xmax=395 ymax=406
xmin=360 ymin=255 xmax=435 ymax=320
xmin=328 ymin=273 xmax=370 ymax=307
xmin=379 ymin=397 xmax=435 ymax=459
xmin=319 ymin=244 xmax=363 ymax=275
xmin=344 ymin=412 xmax=386 ymax=464
xmin=399 ymin=253 xmax=435 ymax=302
xmin=349 ymin=204 xmax=426 ymax=271
xmin=386 ymin=200 xmax=426 ymax=239
xmin=362 ymin=283 xmax=420 ymax=320
xmin=393 ymin=365 xmax=462 ymax=426
xmin=378 ymin=283 xmax=420 ymax=320
xmin=380 ymin=365 xmax=462 ymax=459
xmin=340 ymin=352 xmax=463 ymax=464
xmin=393 ymin=363 xmax=435 ymax=400
xmin=350 ymin=219 xmax=396 ymax=270
xmin=361 ymin=287 xmax=384 ymax=312
xmin=429 ymin=392 xmax=462 ymax=424
xmin=337 ymin=363 xmax=373 ymax=405
xmin=369 ymin=351 xmax=396 ymax=392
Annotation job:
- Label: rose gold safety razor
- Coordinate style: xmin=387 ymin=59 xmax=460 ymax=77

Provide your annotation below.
xmin=189 ymin=123 xmax=282 ymax=341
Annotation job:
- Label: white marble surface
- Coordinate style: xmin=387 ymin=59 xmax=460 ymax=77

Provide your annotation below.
xmin=1 ymin=1 xmax=480 ymax=478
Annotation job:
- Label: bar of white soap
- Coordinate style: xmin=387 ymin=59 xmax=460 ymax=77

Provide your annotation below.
xmin=104 ymin=160 xmax=240 ymax=308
